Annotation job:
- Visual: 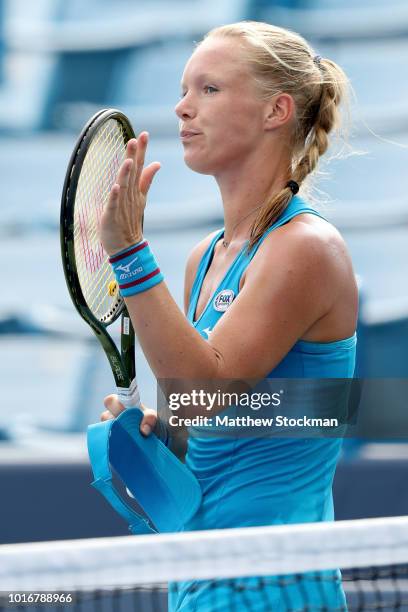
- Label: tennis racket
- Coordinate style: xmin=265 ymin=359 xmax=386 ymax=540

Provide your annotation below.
xmin=60 ymin=108 xmax=141 ymax=409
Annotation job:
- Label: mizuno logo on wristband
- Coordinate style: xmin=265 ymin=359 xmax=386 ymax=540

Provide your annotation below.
xmin=119 ymin=266 xmax=144 ymax=280
xmin=116 ymin=257 xmax=139 ymax=274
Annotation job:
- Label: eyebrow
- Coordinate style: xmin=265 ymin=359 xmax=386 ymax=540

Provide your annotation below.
xmin=180 ymin=73 xmax=220 ymax=89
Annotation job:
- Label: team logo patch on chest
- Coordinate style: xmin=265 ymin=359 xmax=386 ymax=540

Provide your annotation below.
xmin=213 ymin=289 xmax=235 ymax=312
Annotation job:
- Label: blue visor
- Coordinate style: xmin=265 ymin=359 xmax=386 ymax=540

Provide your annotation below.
xmin=87 ymin=408 xmax=202 ymax=534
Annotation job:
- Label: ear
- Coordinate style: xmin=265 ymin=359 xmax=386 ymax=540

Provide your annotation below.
xmin=264 ymin=93 xmax=295 ymax=130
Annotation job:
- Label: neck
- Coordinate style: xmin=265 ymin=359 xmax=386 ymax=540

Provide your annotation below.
xmin=214 ymin=153 xmax=291 ymax=246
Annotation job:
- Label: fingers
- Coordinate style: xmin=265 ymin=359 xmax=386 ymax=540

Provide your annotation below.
xmin=118 ymin=134 xmax=161 ymax=208
xmin=134 ymin=133 xmax=147 ymax=186
xmin=126 ymin=138 xmax=139 ymax=203
xmin=139 ymin=162 xmax=161 ymax=197
xmin=101 ymin=395 xmax=158 ymax=438
xmin=103 ymin=394 xmax=126 ymax=417
xmin=108 ymin=183 xmax=121 ymax=209
xmin=124 ymin=136 xmax=142 ymax=203
xmin=117 ymin=158 xmax=133 ymax=206
xmin=140 ymin=407 xmax=158 ymax=437
xmin=126 ymin=133 xmax=160 ymax=193
xmin=106 ymin=159 xmax=133 ymax=212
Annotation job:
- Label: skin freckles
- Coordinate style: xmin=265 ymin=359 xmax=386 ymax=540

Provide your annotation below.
xmin=175 ymin=38 xmax=268 ymax=176
xmin=175 ymin=37 xmax=295 ymax=236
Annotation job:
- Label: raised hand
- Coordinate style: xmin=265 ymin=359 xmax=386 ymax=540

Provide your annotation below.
xmin=100 ymin=132 xmax=161 ymax=256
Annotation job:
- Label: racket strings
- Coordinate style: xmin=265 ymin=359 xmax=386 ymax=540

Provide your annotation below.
xmin=75 ymin=122 xmax=120 ymax=262
xmin=74 ymin=119 xmax=128 ymax=321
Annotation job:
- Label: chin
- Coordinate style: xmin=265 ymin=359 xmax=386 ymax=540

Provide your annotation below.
xmin=183 ymin=152 xmax=215 ymax=175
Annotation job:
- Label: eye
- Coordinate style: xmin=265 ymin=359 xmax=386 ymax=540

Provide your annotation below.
xmin=204 ymin=85 xmax=218 ymax=94
xmin=180 ymin=91 xmax=187 ymax=99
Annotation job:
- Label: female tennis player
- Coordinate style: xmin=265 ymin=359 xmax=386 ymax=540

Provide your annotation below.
xmin=100 ymin=21 xmax=358 ymax=610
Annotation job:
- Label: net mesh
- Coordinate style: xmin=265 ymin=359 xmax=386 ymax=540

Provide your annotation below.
xmin=0 ymin=517 xmax=408 ymax=611
xmin=73 ymin=118 xmax=127 ymax=322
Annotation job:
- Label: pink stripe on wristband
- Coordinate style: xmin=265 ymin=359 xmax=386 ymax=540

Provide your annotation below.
xmin=109 ymin=241 xmax=148 ymax=264
xmin=119 ymin=267 xmax=162 ymax=290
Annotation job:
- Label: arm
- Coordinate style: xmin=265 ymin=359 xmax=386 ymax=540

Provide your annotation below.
xmin=123 ymin=224 xmax=334 ymax=382
xmin=100 ymin=232 xmax=217 ymax=439
xmin=100 ymin=134 xmax=337 ymax=414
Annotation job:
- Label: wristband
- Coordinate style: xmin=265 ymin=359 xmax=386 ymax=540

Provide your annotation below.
xmin=109 ymin=240 xmax=164 ymax=297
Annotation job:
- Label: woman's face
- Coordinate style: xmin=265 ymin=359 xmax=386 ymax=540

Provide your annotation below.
xmin=175 ymin=37 xmax=268 ymax=176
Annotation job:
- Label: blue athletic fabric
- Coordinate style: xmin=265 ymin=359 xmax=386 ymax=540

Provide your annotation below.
xmin=87 ymin=408 xmax=202 ymax=535
xmin=169 ymin=196 xmax=356 ymax=611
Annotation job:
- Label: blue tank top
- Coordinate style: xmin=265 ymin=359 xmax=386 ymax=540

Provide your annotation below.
xmin=169 ymin=195 xmax=356 ymax=611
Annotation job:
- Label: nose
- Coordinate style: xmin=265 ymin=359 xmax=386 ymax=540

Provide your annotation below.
xmin=175 ymin=94 xmax=196 ymax=120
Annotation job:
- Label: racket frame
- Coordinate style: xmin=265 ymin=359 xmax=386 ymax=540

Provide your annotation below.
xmin=60 ymin=108 xmax=136 ymax=388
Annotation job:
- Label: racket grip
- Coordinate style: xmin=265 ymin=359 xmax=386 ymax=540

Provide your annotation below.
xmin=116 ymin=377 xmax=141 ymax=409
xmin=116 ymin=378 xmax=171 ymax=447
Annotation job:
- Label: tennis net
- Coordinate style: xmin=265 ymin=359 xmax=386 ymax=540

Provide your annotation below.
xmin=0 ymin=516 xmax=408 ymax=611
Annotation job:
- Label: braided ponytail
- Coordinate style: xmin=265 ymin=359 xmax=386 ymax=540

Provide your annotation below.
xmin=291 ymin=58 xmax=347 ymax=192
xmin=202 ymin=22 xmax=351 ymax=251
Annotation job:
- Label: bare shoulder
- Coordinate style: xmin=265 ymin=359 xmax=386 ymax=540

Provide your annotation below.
xmin=183 ymin=229 xmax=221 ymax=315
xmin=252 ymin=213 xmax=353 ymax=279
xmin=245 ymin=213 xmax=358 ymax=334
xmin=286 ymin=213 xmax=355 ymax=283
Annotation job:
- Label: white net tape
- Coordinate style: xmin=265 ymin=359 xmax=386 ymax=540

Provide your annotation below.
xmin=1 ymin=516 xmax=408 ymax=591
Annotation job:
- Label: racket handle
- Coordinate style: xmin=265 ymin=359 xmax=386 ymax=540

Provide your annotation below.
xmin=116 ymin=377 xmax=141 ymax=409
xmin=116 ymin=377 xmax=142 ymax=502
xmin=117 ymin=377 xmax=172 ymax=448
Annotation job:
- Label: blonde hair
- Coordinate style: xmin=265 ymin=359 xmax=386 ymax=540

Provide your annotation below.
xmin=201 ymin=21 xmax=351 ymax=250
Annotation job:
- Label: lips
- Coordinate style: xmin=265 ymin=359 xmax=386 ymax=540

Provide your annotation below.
xmin=180 ymin=130 xmax=201 ymax=138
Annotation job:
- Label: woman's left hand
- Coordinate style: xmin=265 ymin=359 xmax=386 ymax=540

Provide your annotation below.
xmin=101 ymin=395 xmax=158 ymax=438
xmin=100 ymin=132 xmax=161 ymax=256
